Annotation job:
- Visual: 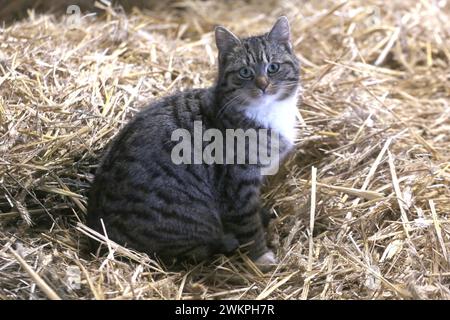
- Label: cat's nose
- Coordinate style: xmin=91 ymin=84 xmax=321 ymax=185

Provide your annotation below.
xmin=255 ymin=76 xmax=269 ymax=93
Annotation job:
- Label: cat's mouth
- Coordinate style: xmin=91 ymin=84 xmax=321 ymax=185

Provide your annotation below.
xmin=245 ymin=91 xmax=280 ymax=109
xmin=250 ymin=85 xmax=277 ymax=98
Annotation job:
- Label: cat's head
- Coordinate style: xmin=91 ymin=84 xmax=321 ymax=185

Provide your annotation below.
xmin=214 ymin=16 xmax=300 ymax=111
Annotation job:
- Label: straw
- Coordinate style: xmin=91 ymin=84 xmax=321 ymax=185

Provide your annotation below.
xmin=1 ymin=0 xmax=449 ymax=299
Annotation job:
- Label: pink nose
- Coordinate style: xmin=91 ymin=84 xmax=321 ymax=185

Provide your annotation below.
xmin=255 ymin=76 xmax=269 ymax=92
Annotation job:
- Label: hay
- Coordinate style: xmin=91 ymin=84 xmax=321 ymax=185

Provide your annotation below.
xmin=1 ymin=0 xmax=449 ymax=299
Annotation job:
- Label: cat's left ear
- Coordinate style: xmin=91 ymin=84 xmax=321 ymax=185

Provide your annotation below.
xmin=268 ymin=16 xmax=291 ymax=45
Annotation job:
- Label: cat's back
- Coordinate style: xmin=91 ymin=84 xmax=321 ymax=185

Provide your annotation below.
xmin=98 ymin=87 xmax=213 ymax=166
xmin=125 ymin=87 xmax=214 ymax=138
xmin=87 ymin=88 xmax=216 ymax=225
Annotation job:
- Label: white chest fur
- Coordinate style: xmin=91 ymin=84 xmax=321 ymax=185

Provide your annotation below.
xmin=244 ymin=94 xmax=299 ymax=145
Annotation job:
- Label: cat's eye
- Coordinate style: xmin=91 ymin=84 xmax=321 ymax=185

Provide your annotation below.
xmin=267 ymin=63 xmax=280 ymax=74
xmin=238 ymin=67 xmax=253 ymax=79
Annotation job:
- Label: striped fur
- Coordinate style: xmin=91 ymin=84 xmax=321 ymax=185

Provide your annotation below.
xmin=87 ymin=17 xmax=301 ymax=267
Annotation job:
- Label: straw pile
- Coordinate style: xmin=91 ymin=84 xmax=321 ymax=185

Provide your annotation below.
xmin=1 ymin=0 xmax=449 ymax=300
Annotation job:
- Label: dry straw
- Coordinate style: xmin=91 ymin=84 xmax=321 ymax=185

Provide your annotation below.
xmin=1 ymin=0 xmax=449 ymax=299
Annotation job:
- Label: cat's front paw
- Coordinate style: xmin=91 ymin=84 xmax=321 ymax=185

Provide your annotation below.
xmin=253 ymin=251 xmax=278 ymax=271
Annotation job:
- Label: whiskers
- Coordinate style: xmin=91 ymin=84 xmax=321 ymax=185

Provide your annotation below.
xmin=216 ymin=93 xmax=247 ymax=119
xmin=216 ymin=81 xmax=299 ymax=119
xmin=267 ymin=81 xmax=299 ymax=98
xmin=269 ymin=81 xmax=299 ymax=91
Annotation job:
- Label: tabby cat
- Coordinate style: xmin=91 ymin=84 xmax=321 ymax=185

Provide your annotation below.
xmin=87 ymin=16 xmax=301 ymax=268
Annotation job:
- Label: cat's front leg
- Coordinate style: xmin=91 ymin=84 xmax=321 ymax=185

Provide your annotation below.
xmin=260 ymin=206 xmax=275 ymax=228
xmin=223 ymin=197 xmax=278 ymax=269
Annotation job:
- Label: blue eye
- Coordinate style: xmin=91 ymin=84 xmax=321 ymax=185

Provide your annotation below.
xmin=239 ymin=67 xmax=253 ymax=79
xmin=267 ymin=63 xmax=280 ymax=74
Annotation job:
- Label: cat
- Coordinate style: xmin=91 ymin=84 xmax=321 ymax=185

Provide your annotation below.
xmin=86 ymin=16 xmax=301 ymax=268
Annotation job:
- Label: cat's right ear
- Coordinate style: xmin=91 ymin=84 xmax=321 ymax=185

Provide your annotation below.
xmin=215 ymin=26 xmax=241 ymax=57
